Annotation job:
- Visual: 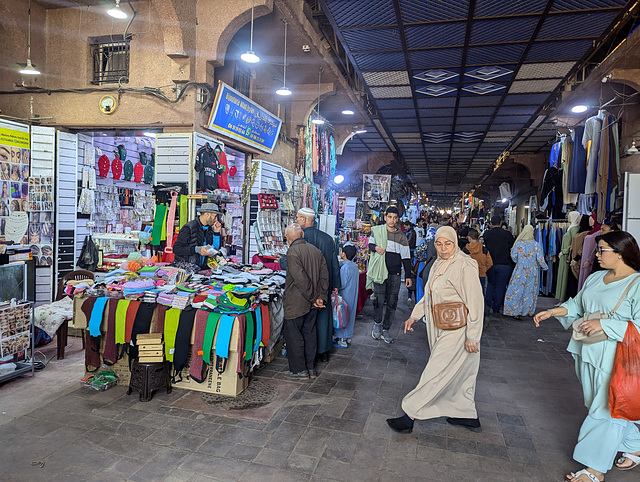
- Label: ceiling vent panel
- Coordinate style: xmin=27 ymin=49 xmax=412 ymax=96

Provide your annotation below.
xmin=399 ymin=0 xmax=470 ymax=23
xmin=537 ymin=11 xmax=620 ymax=39
xmin=475 ymin=0 xmax=547 ymax=17
xmin=466 ymin=43 xmax=526 ymax=65
xmin=413 ymin=69 xmax=458 ymax=83
xmin=508 ymin=79 xmax=561 ymax=93
xmin=326 ymin=0 xmax=396 ymax=28
xmin=354 ymin=52 xmax=407 ymax=71
xmin=516 ymin=61 xmax=576 ymax=79
xmin=525 ymin=39 xmax=593 ymax=62
xmin=470 ymin=17 xmax=539 ymax=44
xmin=362 ymin=70 xmax=410 ymax=86
xmin=551 ymin=0 xmax=627 ymax=12
xmin=370 ymin=86 xmax=413 ymax=98
xmin=405 ymin=23 xmax=467 ymax=48
xmin=416 ymin=85 xmax=457 ymax=97
xmin=465 ymin=66 xmax=513 ymax=81
xmin=343 ymin=28 xmax=403 ymax=52
xmin=502 ymin=93 xmax=552 ymax=105
xmin=462 ymin=82 xmax=506 ymax=95
xmin=458 ymin=95 xmax=502 ymax=107
xmin=410 ymin=49 xmax=463 ymax=69
xmin=417 ymin=97 xmax=457 ymax=108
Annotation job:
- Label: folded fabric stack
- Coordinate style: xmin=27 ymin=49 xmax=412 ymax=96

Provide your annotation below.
xmin=157 ymin=293 xmax=175 ymax=306
xmin=138 ymin=266 xmax=159 ymax=277
xmin=171 ymin=293 xmax=190 ymax=310
xmin=122 ymin=279 xmax=155 ymax=298
xmin=142 ymin=291 xmax=158 ymax=303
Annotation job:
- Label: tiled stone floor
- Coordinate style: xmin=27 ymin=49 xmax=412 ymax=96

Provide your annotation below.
xmin=1 ymin=289 xmax=638 ymax=481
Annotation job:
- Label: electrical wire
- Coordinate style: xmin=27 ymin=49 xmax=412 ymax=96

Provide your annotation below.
xmin=0 ymin=82 xmax=212 ymax=109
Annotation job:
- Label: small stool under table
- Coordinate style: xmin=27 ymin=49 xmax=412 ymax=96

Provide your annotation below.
xmin=127 ymin=360 xmax=172 ymax=402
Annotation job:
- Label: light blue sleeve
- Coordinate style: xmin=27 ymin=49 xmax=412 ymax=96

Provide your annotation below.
xmin=557 ymin=280 xmax=588 ymax=330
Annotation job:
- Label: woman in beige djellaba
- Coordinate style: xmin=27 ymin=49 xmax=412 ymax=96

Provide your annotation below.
xmin=387 ymin=226 xmax=485 ymax=433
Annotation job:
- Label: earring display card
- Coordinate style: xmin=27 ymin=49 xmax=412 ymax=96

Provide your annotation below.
xmin=0 ymin=303 xmax=31 ymax=357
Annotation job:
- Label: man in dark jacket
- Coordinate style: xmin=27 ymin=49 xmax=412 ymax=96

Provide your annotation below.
xmin=483 ymin=215 xmax=515 ymax=314
xmin=173 ymin=203 xmax=220 ymax=268
xmin=282 ymin=223 xmax=329 ymax=379
xmin=296 ymin=207 xmax=340 ymax=362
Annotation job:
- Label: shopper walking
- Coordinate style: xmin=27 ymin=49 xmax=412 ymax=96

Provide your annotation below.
xmin=556 ymin=211 xmax=581 ymax=302
xmin=464 ymin=228 xmax=493 ymax=297
xmin=484 ymin=215 xmax=515 ymax=314
xmin=386 ymin=227 xmax=484 ymax=434
xmin=333 ymin=244 xmax=359 ymax=348
xmin=567 ymin=215 xmax=594 ymax=299
xmin=503 ymin=225 xmax=548 ymax=319
xmin=580 ymin=223 xmax=620 ymax=287
xmin=403 ymin=220 xmax=417 ymax=306
xmin=296 ymin=207 xmax=341 ymax=362
xmin=534 ymin=230 xmax=640 ymax=482
xmin=367 ymin=206 xmax=412 ymax=344
xmin=282 ymin=224 xmax=329 ymax=379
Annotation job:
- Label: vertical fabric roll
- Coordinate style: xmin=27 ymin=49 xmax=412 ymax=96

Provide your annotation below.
xmin=173 ymin=308 xmax=197 ymax=373
xmin=124 ymin=301 xmax=141 ymax=343
xmin=189 ymin=309 xmax=210 ymax=383
xmin=244 ymin=311 xmax=255 ymax=362
xmin=253 ymin=306 xmax=262 ymax=353
xmin=155 ymin=304 xmax=170 ymax=334
xmin=260 ymin=304 xmax=270 ymax=347
xmin=102 ymin=299 xmax=120 ymax=364
xmin=150 ymin=204 xmax=166 ymax=246
xmin=114 ymin=300 xmax=131 ymax=344
xmin=88 ymin=297 xmax=108 ymax=337
xmin=163 ymin=308 xmax=181 ymax=362
xmin=236 ymin=314 xmax=246 ymax=375
xmin=203 ymin=312 xmax=221 ymax=364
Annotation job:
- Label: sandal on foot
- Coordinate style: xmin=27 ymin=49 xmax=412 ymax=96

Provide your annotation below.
xmin=566 ymin=469 xmax=603 ymax=482
xmin=615 ymin=452 xmax=640 ymax=471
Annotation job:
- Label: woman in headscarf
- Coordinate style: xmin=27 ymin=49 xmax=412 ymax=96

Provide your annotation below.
xmin=503 ymin=225 xmax=548 ymax=319
xmin=568 ymin=215 xmax=594 ymax=298
xmin=556 ymin=211 xmax=582 ymax=302
xmin=386 ymin=226 xmax=485 ymax=434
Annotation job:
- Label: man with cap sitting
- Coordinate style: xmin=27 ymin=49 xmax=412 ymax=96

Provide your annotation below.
xmin=296 ymin=207 xmax=341 ymax=362
xmin=173 ymin=203 xmax=221 ymax=268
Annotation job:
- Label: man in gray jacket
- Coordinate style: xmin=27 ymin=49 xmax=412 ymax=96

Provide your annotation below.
xmin=282 ymin=224 xmax=329 ymax=379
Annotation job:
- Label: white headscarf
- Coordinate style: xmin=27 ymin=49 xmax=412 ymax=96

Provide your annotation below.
xmin=515 ymin=225 xmax=535 ymax=243
xmin=428 ymin=226 xmax=461 ymax=284
xmin=568 ymin=210 xmax=580 ymax=228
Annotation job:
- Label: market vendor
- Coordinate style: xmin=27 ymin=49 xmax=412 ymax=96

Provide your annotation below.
xmin=173 ymin=203 xmax=221 ymax=268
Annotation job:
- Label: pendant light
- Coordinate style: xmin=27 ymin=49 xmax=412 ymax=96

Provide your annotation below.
xmin=276 ymin=20 xmax=292 ymax=96
xmin=107 ymin=0 xmax=128 ymax=19
xmin=241 ymin=0 xmax=260 ymax=63
xmin=311 ymin=69 xmax=325 ymax=125
xmin=19 ymin=0 xmax=40 ymax=76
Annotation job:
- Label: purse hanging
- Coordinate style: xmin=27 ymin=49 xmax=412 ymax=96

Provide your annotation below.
xmin=429 ymin=281 xmax=468 ymax=331
xmin=571 ymin=275 xmax=640 ymax=344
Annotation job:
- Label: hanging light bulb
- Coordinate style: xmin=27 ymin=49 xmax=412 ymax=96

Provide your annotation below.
xmin=311 ymin=68 xmax=324 ymax=124
xmin=241 ymin=0 xmax=260 ymax=63
xmin=107 ymin=0 xmax=128 ymax=19
xmin=276 ymin=20 xmax=292 ymax=95
xmin=19 ymin=1 xmax=40 ymax=75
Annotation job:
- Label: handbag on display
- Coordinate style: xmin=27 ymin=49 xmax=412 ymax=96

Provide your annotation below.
xmin=257 ymin=193 xmax=278 ymax=209
xmin=571 ymin=275 xmax=640 ymax=344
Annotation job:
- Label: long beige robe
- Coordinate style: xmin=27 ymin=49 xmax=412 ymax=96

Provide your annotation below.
xmin=402 ymin=254 xmax=484 ymax=420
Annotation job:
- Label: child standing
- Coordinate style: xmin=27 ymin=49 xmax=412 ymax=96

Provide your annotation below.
xmin=334 ymin=244 xmax=360 ymax=348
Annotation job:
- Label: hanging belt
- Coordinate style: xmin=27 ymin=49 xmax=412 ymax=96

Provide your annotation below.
xmin=215 ymin=314 xmax=235 ymax=374
xmin=189 ymin=309 xmax=210 ymax=383
xmin=163 ymin=308 xmax=181 ymax=362
xmin=202 ymin=312 xmax=221 ymax=365
xmin=114 ymin=300 xmax=131 ymax=344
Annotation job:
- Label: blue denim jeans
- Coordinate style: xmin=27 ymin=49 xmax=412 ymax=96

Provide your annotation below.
xmin=373 ymin=273 xmax=401 ymax=330
xmin=485 ymin=265 xmax=512 ymax=313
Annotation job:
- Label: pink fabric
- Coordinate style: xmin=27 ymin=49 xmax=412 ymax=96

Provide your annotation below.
xmin=251 ymin=254 xmax=281 ymax=270
xmin=578 ymin=231 xmax=598 ymax=291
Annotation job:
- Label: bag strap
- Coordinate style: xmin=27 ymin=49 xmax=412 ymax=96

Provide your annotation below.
xmin=609 ymin=274 xmax=640 ymax=316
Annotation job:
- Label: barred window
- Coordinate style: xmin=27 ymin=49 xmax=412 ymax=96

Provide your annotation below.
xmin=233 ymin=61 xmax=251 ymax=97
xmin=90 ymin=36 xmax=130 ymax=84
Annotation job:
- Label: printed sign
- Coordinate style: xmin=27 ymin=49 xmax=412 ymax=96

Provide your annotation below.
xmin=206 ymin=82 xmax=282 ymax=154
xmin=362 ymin=174 xmax=391 ymax=203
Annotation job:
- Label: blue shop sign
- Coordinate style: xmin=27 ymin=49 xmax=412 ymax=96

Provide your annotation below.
xmin=206 ymin=82 xmax=282 ymax=154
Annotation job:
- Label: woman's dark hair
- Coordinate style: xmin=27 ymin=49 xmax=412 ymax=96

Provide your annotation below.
xmin=604 ymin=222 xmax=620 ymax=231
xmin=578 ymin=214 xmax=591 ymax=233
xmin=595 ymin=231 xmax=640 ymax=271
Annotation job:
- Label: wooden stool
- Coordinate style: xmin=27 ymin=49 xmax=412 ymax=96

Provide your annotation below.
xmin=127 ymin=360 xmax=172 ymax=402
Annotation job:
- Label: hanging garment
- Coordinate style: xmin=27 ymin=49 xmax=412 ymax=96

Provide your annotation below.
xmin=195 ymin=143 xmax=226 ymax=191
xmin=549 ymin=141 xmax=561 ymax=168
xmin=569 ymin=126 xmax=587 ymax=193
xmin=213 ymin=145 xmax=230 ymax=191
xmin=582 ymin=116 xmax=602 ymax=195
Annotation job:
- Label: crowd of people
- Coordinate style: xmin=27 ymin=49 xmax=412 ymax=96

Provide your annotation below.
xmin=278 ymin=206 xmax=640 ymax=481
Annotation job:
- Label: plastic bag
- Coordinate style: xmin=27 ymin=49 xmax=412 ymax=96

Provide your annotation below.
xmin=609 ymin=322 xmax=640 ymax=421
xmin=77 ymin=235 xmax=98 ymax=271
xmin=332 ymin=294 xmax=348 ymax=330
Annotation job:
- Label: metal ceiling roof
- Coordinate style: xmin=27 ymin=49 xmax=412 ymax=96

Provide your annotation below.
xmin=320 ymin=0 xmax=633 ymax=198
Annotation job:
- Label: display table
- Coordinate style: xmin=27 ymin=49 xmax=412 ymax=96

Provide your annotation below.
xmin=357 ymin=271 xmax=372 ymax=315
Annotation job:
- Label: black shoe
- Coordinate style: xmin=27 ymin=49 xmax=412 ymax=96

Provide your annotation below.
xmin=446 ymin=417 xmax=481 ymax=432
xmin=386 ymin=415 xmax=414 ymax=434
xmin=319 ymin=353 xmax=329 ymax=363
xmin=284 ymin=370 xmax=309 ymax=380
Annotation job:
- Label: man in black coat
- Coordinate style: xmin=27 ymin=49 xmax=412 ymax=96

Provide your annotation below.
xmin=173 ymin=203 xmax=220 ymax=268
xmin=483 ymin=215 xmax=515 ymax=314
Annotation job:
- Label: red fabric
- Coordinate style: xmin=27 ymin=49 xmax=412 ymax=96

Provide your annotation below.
xmin=214 ymin=146 xmax=230 ymax=191
xmin=251 ymin=254 xmax=281 ymax=270
xmin=111 ymin=157 xmax=122 ymax=180
xmin=260 ymin=304 xmax=270 ymax=346
xmin=98 ymin=155 xmax=110 ymax=178
xmin=133 ymin=162 xmax=144 ymax=183
xmin=588 ymin=213 xmax=602 ymax=235
xmin=229 ymin=165 xmax=237 ymax=177
xmin=124 ymin=301 xmax=141 ymax=343
xmin=356 ymin=271 xmax=372 ymax=315
xmin=609 ymin=322 xmax=640 ymax=421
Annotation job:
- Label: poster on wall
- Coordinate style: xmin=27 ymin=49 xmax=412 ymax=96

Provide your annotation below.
xmin=0 ymin=121 xmax=30 ymax=241
xmin=206 ymin=81 xmax=282 ymax=154
xmin=362 ymin=174 xmax=391 ymax=203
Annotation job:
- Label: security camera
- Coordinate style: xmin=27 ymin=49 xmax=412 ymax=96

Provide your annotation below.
xmin=602 ymin=74 xmax=612 ymax=83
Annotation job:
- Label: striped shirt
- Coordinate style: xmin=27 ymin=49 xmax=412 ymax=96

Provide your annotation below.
xmin=370 ymin=227 xmax=412 ymax=275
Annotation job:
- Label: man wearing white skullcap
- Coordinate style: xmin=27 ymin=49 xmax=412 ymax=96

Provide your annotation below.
xmin=294 ymin=207 xmax=341 ymax=362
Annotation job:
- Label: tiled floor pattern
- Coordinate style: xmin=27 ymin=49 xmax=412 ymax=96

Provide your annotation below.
xmin=1 ymin=289 xmax=638 ymax=481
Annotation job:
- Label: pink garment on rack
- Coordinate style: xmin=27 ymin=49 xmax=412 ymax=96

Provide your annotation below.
xmin=302 ymin=184 xmax=308 ymax=208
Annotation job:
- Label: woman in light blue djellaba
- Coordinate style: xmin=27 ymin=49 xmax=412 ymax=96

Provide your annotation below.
xmin=503 ymin=225 xmax=548 ymax=319
xmin=534 ymin=230 xmax=640 ymax=482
